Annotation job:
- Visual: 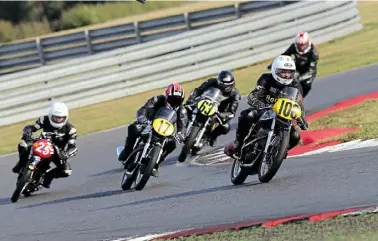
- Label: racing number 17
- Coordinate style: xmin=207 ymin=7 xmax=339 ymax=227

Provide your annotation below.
xmin=158 ymin=119 xmax=171 ymax=134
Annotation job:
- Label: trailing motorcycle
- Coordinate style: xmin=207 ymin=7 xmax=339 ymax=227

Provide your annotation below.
xmin=11 ymin=132 xmax=58 ymax=203
xmin=117 ymin=106 xmax=182 ymax=191
xmin=178 ymin=87 xmax=227 ymax=162
xmin=230 ymin=86 xmax=303 ymax=185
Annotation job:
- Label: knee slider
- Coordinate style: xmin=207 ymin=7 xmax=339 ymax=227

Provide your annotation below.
xmin=220 ymin=123 xmax=230 ymax=134
xmin=63 ymin=169 xmax=72 ymax=177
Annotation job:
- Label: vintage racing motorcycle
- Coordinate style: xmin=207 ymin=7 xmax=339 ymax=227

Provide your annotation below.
xmin=178 ymin=87 xmax=227 ymax=163
xmin=11 ymin=132 xmax=58 ymax=203
xmin=230 ymin=86 xmax=303 ymax=185
xmin=117 ymin=106 xmax=182 ymax=191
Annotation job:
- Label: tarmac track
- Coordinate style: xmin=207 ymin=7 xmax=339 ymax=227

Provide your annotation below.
xmin=0 ymin=63 xmax=378 ymax=241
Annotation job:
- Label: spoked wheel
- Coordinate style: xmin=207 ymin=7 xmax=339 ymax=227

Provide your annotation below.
xmin=134 ymin=146 xmax=161 ymax=191
xmin=258 ymin=130 xmax=289 ymax=183
xmin=230 ymin=159 xmax=249 ymax=185
xmin=121 ymin=152 xmax=140 ymax=190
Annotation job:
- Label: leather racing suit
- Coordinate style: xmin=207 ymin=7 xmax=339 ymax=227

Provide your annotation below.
xmin=281 ymin=43 xmax=319 ymax=97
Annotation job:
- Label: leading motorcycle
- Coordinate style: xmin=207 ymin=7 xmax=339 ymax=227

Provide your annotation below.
xmin=178 ymin=87 xmax=228 ymax=162
xmin=11 ymin=132 xmax=58 ymax=203
xmin=116 ymin=106 xmax=182 ymax=191
xmin=230 ymin=86 xmax=303 ymax=185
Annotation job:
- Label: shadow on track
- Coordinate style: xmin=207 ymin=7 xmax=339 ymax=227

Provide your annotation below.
xmin=19 ymin=189 xmax=134 ymax=209
xmin=93 ymin=181 xmax=261 ymax=212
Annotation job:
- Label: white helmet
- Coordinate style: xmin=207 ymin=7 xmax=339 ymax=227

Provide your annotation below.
xmin=271 ymin=55 xmax=296 ymax=86
xmin=48 ymin=102 xmax=69 ymax=129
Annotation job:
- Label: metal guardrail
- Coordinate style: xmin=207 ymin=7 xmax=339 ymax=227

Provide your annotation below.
xmin=0 ymin=1 xmax=294 ymax=75
xmin=0 ymin=0 xmax=362 ymax=127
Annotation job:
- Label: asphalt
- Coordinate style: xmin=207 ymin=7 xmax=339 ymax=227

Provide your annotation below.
xmin=1 ymin=63 xmax=378 ymax=241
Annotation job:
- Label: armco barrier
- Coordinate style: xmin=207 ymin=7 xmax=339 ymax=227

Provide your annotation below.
xmin=0 ymin=0 xmax=362 ymax=127
xmin=0 ymin=1 xmax=294 ymax=75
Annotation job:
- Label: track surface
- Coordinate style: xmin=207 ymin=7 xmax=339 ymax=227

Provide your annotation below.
xmin=1 ymin=64 xmax=378 ymax=241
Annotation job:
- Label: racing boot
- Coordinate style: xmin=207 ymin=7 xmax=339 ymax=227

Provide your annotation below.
xmin=151 ymin=149 xmax=171 ymax=177
xmin=12 ymin=150 xmax=29 ymax=174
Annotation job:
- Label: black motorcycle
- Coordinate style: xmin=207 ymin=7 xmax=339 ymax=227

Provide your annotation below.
xmin=117 ymin=106 xmax=182 ymax=191
xmin=178 ymin=87 xmax=227 ymax=162
xmin=230 ymin=86 xmax=303 ymax=185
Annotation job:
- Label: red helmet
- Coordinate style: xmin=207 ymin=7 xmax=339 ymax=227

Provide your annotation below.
xmin=165 ymin=83 xmax=185 ymax=108
xmin=294 ymin=31 xmax=312 ymax=55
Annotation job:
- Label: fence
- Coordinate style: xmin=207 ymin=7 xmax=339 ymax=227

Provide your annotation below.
xmin=0 ymin=1 xmax=295 ymax=76
xmin=0 ymin=0 xmax=362 ymax=127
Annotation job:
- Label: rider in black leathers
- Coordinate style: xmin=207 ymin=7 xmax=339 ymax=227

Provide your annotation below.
xmin=12 ymin=102 xmax=78 ymax=189
xmin=118 ymin=83 xmax=188 ymax=176
xmin=268 ymin=32 xmax=319 ymax=97
xmin=225 ymin=55 xmax=308 ymax=158
xmin=185 ymin=70 xmax=241 ymax=146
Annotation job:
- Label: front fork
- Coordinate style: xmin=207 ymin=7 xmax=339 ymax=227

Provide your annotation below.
xmin=194 ymin=118 xmax=210 ymax=148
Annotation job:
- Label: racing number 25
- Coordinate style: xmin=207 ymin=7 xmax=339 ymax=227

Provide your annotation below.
xmin=277 ymin=100 xmax=299 ymax=119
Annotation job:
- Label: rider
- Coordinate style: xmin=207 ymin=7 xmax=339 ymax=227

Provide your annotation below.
xmin=12 ymin=102 xmax=78 ymax=189
xmin=225 ymin=55 xmax=309 ymax=158
xmin=184 ymin=70 xmax=241 ymax=146
xmin=118 ymin=83 xmax=187 ymax=176
xmin=268 ymin=31 xmax=319 ymax=97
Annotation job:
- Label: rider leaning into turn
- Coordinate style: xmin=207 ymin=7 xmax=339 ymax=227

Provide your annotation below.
xmin=225 ymin=55 xmax=309 ymax=158
xmin=184 ymin=70 xmax=241 ymax=146
xmin=118 ymin=83 xmax=188 ymax=177
xmin=269 ymin=32 xmax=319 ymax=98
xmin=12 ymin=102 xmax=78 ymax=189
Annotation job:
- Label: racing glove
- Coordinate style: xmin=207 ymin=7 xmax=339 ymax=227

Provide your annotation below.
xmin=22 ymin=126 xmax=33 ymax=140
xmin=137 ymin=115 xmax=148 ymax=124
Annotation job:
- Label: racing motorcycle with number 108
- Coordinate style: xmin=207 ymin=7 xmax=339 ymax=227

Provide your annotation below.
xmin=230 ymin=86 xmax=304 ymax=185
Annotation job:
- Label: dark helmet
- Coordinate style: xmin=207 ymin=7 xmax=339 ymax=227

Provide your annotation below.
xmin=164 ymin=83 xmax=185 ymax=108
xmin=217 ymin=70 xmax=235 ymax=93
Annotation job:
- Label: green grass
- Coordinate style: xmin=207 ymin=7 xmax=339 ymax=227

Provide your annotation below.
xmin=309 ymin=99 xmax=378 ymax=143
xmin=161 ymin=213 xmax=378 ymax=241
xmin=1 ymin=2 xmax=378 ymax=155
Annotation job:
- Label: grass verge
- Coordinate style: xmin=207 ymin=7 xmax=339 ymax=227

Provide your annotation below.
xmin=309 ymin=99 xmax=378 ymax=143
xmin=1 ymin=2 xmax=378 ymax=155
xmin=160 ymin=213 xmax=378 ymax=241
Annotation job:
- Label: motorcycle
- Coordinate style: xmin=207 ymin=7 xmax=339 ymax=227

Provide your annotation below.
xmin=178 ymin=87 xmax=227 ymax=163
xmin=230 ymin=86 xmax=303 ymax=185
xmin=116 ymin=106 xmax=182 ymax=191
xmin=11 ymin=132 xmax=59 ymax=203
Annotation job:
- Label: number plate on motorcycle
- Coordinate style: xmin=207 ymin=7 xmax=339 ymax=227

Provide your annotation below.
xmin=272 ymin=98 xmax=302 ymax=121
xmin=152 ymin=118 xmax=175 ymax=136
xmin=197 ymin=99 xmax=217 ymax=116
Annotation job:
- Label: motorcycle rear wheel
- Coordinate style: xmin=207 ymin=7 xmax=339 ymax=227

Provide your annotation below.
xmin=230 ymin=159 xmax=249 ymax=185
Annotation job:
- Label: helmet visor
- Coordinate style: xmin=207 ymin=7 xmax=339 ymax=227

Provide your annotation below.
xmin=276 ymin=68 xmax=295 ymax=80
xmin=296 ymin=42 xmax=310 ymax=53
xmin=52 ymin=115 xmax=66 ymax=124
xmin=167 ymin=96 xmax=184 ymax=107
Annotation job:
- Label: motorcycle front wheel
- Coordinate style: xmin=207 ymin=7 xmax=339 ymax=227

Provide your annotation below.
xmin=11 ymin=168 xmax=33 ymax=203
xmin=121 ymin=151 xmax=141 ymax=190
xmin=258 ymin=130 xmax=290 ymax=183
xmin=178 ymin=125 xmax=202 ymax=162
xmin=134 ymin=145 xmax=161 ymax=191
